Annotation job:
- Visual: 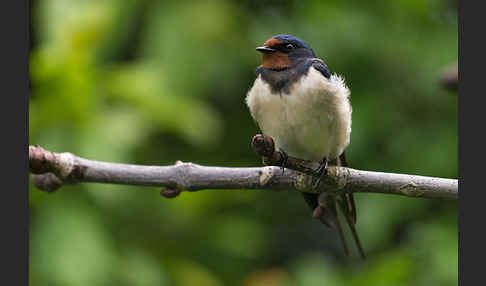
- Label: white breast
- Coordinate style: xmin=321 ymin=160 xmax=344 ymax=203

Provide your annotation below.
xmin=246 ymin=67 xmax=351 ymax=161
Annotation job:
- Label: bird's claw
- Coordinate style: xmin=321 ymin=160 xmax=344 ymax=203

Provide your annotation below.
xmin=278 ymin=148 xmax=289 ymax=175
xmin=312 ymin=158 xmax=328 ymax=189
xmin=312 ymin=206 xmax=323 ymax=219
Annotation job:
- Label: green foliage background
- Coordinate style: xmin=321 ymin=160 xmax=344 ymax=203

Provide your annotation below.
xmin=29 ymin=0 xmax=458 ymax=285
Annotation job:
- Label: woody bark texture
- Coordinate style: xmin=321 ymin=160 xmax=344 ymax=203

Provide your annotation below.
xmin=29 ymin=137 xmax=458 ymax=199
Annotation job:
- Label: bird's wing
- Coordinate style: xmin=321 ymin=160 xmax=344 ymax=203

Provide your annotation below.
xmin=310 ymin=58 xmax=331 ymax=79
xmin=255 ymin=65 xmax=265 ymax=78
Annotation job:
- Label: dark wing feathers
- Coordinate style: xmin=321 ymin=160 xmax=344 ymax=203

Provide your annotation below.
xmin=310 ymin=58 xmax=331 ymax=79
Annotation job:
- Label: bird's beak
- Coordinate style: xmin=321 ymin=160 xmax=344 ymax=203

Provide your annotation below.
xmin=256 ymin=46 xmax=276 ymax=54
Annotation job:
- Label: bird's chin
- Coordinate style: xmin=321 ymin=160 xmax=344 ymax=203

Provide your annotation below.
xmin=261 ymin=53 xmax=290 ymax=70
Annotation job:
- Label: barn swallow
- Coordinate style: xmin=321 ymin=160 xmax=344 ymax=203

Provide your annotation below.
xmin=246 ymin=34 xmax=365 ymax=259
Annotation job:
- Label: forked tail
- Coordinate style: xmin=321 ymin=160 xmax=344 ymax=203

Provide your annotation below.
xmin=300 ymin=151 xmax=366 ymax=259
xmin=338 ymin=152 xmax=366 ymax=259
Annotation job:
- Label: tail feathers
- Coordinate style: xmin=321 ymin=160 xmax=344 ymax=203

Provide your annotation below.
xmin=301 ymin=192 xmax=350 ymax=256
xmin=329 ymin=202 xmax=350 ymax=256
xmin=299 ymin=151 xmax=365 ymax=259
xmin=344 ymin=193 xmax=357 ymax=226
xmin=339 ymin=152 xmax=357 ymax=224
xmin=338 ymin=198 xmax=366 ymax=260
xmin=338 ymin=152 xmax=365 ymax=259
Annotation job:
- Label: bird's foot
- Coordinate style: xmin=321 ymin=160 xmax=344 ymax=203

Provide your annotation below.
xmin=278 ymin=148 xmax=289 ymax=175
xmin=312 ymin=158 xmax=328 ymax=189
xmin=312 ymin=205 xmax=323 ymax=219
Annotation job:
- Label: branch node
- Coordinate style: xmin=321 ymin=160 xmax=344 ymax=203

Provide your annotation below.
xmin=57 ymin=152 xmax=76 ymax=179
xmin=30 ymin=173 xmax=64 ymax=193
xmin=29 ymin=145 xmax=57 ymax=174
xmin=258 ymin=166 xmax=275 ymax=186
xmin=328 ymin=166 xmax=349 ymax=190
xmin=295 ymin=173 xmax=315 ymax=193
xmin=160 ymin=188 xmax=181 ymax=198
xmin=251 ymin=134 xmax=277 ymax=159
xmin=29 ymin=145 xmax=81 ymax=181
xmin=173 ymin=162 xmax=200 ymax=190
xmin=398 ymin=182 xmax=424 ymax=197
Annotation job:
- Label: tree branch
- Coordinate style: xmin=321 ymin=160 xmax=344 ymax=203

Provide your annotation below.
xmin=29 ymin=138 xmax=458 ymax=199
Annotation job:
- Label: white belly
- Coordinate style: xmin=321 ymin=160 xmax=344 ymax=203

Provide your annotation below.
xmin=246 ymin=67 xmax=352 ymax=161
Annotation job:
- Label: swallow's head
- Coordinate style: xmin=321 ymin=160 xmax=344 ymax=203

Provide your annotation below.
xmin=256 ymin=34 xmax=315 ymax=70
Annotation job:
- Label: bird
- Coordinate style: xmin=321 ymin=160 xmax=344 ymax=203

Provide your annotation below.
xmin=246 ymin=34 xmax=365 ymax=259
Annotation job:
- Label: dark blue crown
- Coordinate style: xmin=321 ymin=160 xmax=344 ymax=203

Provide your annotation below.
xmin=272 ymin=34 xmax=312 ymax=50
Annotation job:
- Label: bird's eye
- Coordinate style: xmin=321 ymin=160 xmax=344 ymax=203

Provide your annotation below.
xmin=286 ymin=44 xmax=295 ymax=50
